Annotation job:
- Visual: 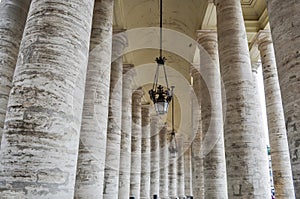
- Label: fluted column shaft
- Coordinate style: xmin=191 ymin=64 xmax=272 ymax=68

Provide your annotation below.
xmin=119 ymin=64 xmax=135 ymax=199
xmin=74 ymin=1 xmax=113 ymax=198
xmin=140 ymin=105 xmax=151 ymax=199
xmin=0 ymin=0 xmax=31 ymax=145
xmin=266 ymin=0 xmax=300 ymax=196
xmin=184 ymin=147 xmax=193 ymax=197
xmin=150 ymin=115 xmax=160 ymax=197
xmin=257 ymin=31 xmax=295 ymax=198
xmin=177 ymin=136 xmax=185 ymax=199
xmin=0 ymin=0 xmax=94 ymax=198
xmin=197 ymin=31 xmax=228 ymax=199
xmin=103 ymin=31 xmax=127 ymax=199
xmin=159 ymin=125 xmax=169 ymax=199
xmin=130 ymin=89 xmax=143 ymax=198
xmin=190 ymin=66 xmax=204 ymax=199
xmin=215 ymin=0 xmax=270 ymax=198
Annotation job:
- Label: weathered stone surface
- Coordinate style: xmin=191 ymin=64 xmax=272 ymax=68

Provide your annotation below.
xmin=119 ymin=63 xmax=135 ymax=199
xmin=177 ymin=135 xmax=185 ymax=199
xmin=74 ymin=0 xmax=114 ymax=198
xmin=190 ymin=65 xmax=204 ymax=199
xmin=197 ymin=30 xmax=228 ymax=199
xmin=130 ymin=88 xmax=143 ymax=198
xmin=266 ymin=0 xmax=300 ymax=197
xmin=215 ymin=0 xmax=271 ymax=198
xmin=0 ymin=0 xmax=94 ymax=198
xmin=150 ymin=115 xmax=160 ymax=197
xmin=257 ymin=31 xmax=295 ymax=199
xmin=159 ymin=125 xmax=169 ymax=199
xmin=103 ymin=30 xmax=127 ymax=199
xmin=0 ymin=0 xmax=31 ymax=146
xmin=184 ymin=147 xmax=193 ymax=197
xmin=169 ymin=138 xmax=178 ymax=199
xmin=140 ymin=105 xmax=151 ymax=199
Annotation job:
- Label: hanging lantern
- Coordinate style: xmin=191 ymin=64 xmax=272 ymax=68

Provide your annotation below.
xmin=148 ymin=0 xmax=173 ymax=115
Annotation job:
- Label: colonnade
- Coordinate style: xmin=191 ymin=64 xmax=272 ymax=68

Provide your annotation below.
xmin=0 ymin=0 xmax=299 ymax=198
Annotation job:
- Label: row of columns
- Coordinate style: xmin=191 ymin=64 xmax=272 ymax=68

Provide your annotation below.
xmin=0 ymin=0 xmax=299 ymax=198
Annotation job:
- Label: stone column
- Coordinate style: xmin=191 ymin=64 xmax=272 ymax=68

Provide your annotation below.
xmin=184 ymin=147 xmax=193 ymax=197
xmin=130 ymin=88 xmax=143 ymax=198
xmin=103 ymin=31 xmax=127 ymax=199
xmin=119 ymin=64 xmax=135 ymax=199
xmin=169 ymin=134 xmax=178 ymax=198
xmin=177 ymin=135 xmax=185 ymax=199
xmin=74 ymin=0 xmax=113 ymax=198
xmin=150 ymin=115 xmax=160 ymax=197
xmin=190 ymin=66 xmax=204 ymax=199
xmin=0 ymin=0 xmax=95 ymax=198
xmin=0 ymin=0 xmax=31 ymax=145
xmin=266 ymin=0 xmax=300 ymax=196
xmin=140 ymin=105 xmax=151 ymax=199
xmin=256 ymin=31 xmax=295 ymax=198
xmin=215 ymin=0 xmax=271 ymax=198
xmin=197 ymin=30 xmax=228 ymax=199
xmin=159 ymin=125 xmax=169 ymax=199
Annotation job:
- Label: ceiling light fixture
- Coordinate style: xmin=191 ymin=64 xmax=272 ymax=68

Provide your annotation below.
xmin=148 ymin=0 xmax=173 ymax=115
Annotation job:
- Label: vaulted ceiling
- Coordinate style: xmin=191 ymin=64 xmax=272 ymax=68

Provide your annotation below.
xmin=112 ymin=0 xmax=268 ymax=138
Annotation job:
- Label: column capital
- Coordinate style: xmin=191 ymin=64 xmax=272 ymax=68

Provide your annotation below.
xmin=112 ymin=30 xmax=128 ymax=61
xmin=255 ymin=30 xmax=273 ymax=50
xmin=123 ymin=63 xmax=136 ymax=77
xmin=132 ymin=87 xmax=144 ymax=99
xmin=190 ymin=65 xmax=200 ymax=77
xmin=196 ymin=30 xmax=218 ymax=43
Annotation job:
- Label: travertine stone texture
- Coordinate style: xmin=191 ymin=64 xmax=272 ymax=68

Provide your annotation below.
xmin=159 ymin=125 xmax=169 ymax=199
xmin=197 ymin=30 xmax=228 ymax=199
xmin=215 ymin=0 xmax=271 ymax=198
xmin=266 ymin=0 xmax=300 ymax=197
xmin=177 ymin=135 xmax=185 ymax=199
xmin=140 ymin=105 xmax=151 ymax=199
xmin=0 ymin=0 xmax=31 ymax=145
xmin=257 ymin=31 xmax=295 ymax=199
xmin=74 ymin=1 xmax=113 ymax=198
xmin=150 ymin=115 xmax=160 ymax=197
xmin=130 ymin=88 xmax=143 ymax=198
xmin=103 ymin=31 xmax=127 ymax=199
xmin=0 ymin=0 xmax=94 ymax=198
xmin=184 ymin=147 xmax=193 ymax=197
xmin=190 ymin=66 xmax=204 ymax=199
xmin=169 ymin=139 xmax=178 ymax=199
xmin=119 ymin=63 xmax=135 ymax=199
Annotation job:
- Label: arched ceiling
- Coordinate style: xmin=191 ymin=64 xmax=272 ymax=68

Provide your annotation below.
xmin=112 ymin=0 xmax=268 ymax=138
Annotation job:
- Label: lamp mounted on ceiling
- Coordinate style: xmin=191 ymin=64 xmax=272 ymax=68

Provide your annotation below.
xmin=148 ymin=0 xmax=173 ymax=115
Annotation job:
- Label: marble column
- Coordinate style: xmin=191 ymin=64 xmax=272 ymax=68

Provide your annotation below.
xmin=150 ymin=115 xmax=160 ymax=197
xmin=215 ymin=0 xmax=271 ymax=198
xmin=74 ymin=0 xmax=114 ymax=198
xmin=266 ymin=0 xmax=300 ymax=196
xmin=177 ymin=135 xmax=185 ymax=199
xmin=184 ymin=147 xmax=193 ymax=197
xmin=256 ymin=31 xmax=295 ymax=198
xmin=0 ymin=0 xmax=95 ymax=198
xmin=130 ymin=88 xmax=143 ymax=198
xmin=169 ymin=134 xmax=178 ymax=198
xmin=159 ymin=125 xmax=169 ymax=199
xmin=140 ymin=105 xmax=151 ymax=199
xmin=0 ymin=0 xmax=31 ymax=145
xmin=190 ymin=66 xmax=204 ymax=199
xmin=197 ymin=30 xmax=228 ymax=199
xmin=103 ymin=31 xmax=127 ymax=199
xmin=119 ymin=63 xmax=135 ymax=199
